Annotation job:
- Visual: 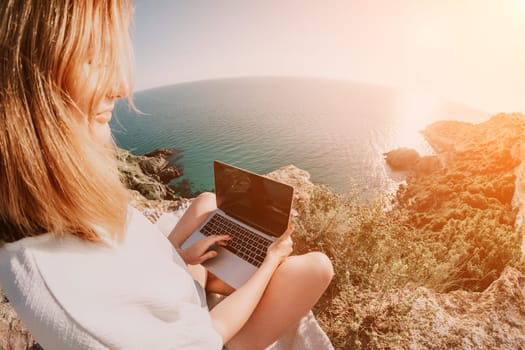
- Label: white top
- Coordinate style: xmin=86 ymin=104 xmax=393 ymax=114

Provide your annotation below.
xmin=0 ymin=207 xmax=223 ymax=349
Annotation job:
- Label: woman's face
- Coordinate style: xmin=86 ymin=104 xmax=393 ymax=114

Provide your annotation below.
xmin=66 ymin=55 xmax=129 ymax=145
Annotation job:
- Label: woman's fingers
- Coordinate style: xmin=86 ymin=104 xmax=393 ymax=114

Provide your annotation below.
xmin=195 ymin=235 xmax=231 ymax=263
xmin=198 ymin=250 xmax=218 ymax=263
xmin=264 ymin=224 xmax=295 ymax=265
xmin=280 ymin=224 xmax=294 ymax=240
xmin=274 ymin=225 xmax=294 ymax=246
xmin=206 ymin=234 xmax=231 ymax=246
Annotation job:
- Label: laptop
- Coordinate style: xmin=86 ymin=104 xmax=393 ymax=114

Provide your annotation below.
xmin=181 ymin=160 xmax=294 ymax=289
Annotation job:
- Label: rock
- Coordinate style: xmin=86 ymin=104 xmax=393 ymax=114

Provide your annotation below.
xmin=0 ymin=289 xmax=39 ymax=349
xmin=138 ymin=155 xmax=181 ymax=184
xmin=128 ymin=189 xmax=189 ymax=214
xmin=139 ymin=156 xmax=169 ymax=178
xmin=116 ymin=148 xmax=182 ymax=200
xmin=115 ymin=147 xmax=188 ymax=220
xmin=415 ymin=155 xmax=443 ymax=174
xmin=421 ymin=120 xmax=473 ymax=154
xmin=143 ymin=148 xmax=174 ymax=158
xmin=133 ymin=177 xmax=169 ymax=200
xmin=265 ymin=165 xmax=314 ymax=216
xmin=327 ymin=267 xmax=525 ymax=349
xmin=384 ymin=148 xmax=421 ymax=171
xmin=406 ymin=267 xmax=525 ymax=349
xmin=158 ymin=167 xmax=182 ymax=184
xmin=422 ymin=114 xmax=525 ymax=162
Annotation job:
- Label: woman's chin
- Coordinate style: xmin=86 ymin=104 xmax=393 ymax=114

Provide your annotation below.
xmin=90 ymin=124 xmax=112 ymax=146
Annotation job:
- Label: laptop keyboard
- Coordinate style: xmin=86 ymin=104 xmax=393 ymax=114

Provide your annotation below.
xmin=200 ymin=213 xmax=272 ymax=267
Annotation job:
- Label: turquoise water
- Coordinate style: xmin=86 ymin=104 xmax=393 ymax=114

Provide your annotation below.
xmin=111 ymin=77 xmax=489 ymax=198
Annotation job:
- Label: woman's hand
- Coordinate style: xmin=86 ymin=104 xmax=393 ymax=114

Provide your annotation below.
xmin=264 ymin=225 xmax=294 ymax=267
xmin=178 ymin=235 xmax=231 ymax=265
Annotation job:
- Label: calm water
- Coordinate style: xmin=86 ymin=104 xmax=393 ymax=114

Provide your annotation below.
xmin=111 ymin=77 xmax=489 ymax=198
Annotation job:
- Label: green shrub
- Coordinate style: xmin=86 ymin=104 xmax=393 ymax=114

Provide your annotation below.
xmin=293 ymin=184 xmax=525 ymax=349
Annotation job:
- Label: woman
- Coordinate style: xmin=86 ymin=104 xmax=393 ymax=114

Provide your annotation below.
xmin=0 ymin=1 xmax=333 ymax=349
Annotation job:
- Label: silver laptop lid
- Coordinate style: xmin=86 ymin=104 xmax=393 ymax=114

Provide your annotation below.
xmin=214 ymin=160 xmax=294 ymax=238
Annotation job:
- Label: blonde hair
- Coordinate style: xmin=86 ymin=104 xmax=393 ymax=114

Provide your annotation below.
xmin=0 ymin=0 xmax=134 ymax=244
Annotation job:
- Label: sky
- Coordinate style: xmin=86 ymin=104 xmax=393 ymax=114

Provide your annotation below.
xmin=132 ymin=0 xmax=525 ymax=114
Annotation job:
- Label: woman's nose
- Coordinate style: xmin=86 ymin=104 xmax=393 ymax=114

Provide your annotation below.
xmin=109 ymin=65 xmax=130 ymax=99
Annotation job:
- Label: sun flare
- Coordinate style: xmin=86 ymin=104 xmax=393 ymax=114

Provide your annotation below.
xmin=392 ymin=91 xmax=440 ymax=154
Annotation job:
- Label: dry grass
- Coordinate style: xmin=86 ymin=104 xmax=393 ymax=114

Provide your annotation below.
xmin=292 ymin=184 xmax=524 ymax=349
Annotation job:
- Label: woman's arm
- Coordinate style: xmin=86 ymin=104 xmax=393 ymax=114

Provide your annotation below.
xmin=208 ymin=225 xmax=294 ymax=344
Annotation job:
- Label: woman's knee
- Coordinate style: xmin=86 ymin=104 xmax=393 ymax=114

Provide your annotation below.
xmin=191 ymin=192 xmax=216 ymax=212
xmin=194 ymin=191 xmax=216 ymax=204
xmin=283 ymin=252 xmax=334 ymax=289
xmin=303 ymin=252 xmax=334 ymax=287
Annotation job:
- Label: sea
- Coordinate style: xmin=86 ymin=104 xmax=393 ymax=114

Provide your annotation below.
xmin=111 ymin=77 xmax=489 ymax=199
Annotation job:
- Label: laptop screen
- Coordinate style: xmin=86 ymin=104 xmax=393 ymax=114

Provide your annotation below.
xmin=214 ymin=161 xmax=294 ymax=237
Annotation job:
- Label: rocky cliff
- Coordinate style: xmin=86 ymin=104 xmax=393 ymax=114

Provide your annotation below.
xmin=417 ymin=114 xmax=525 ymax=250
xmin=116 ymin=148 xmax=191 ymax=216
xmin=384 ymin=114 xmax=524 ymax=292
